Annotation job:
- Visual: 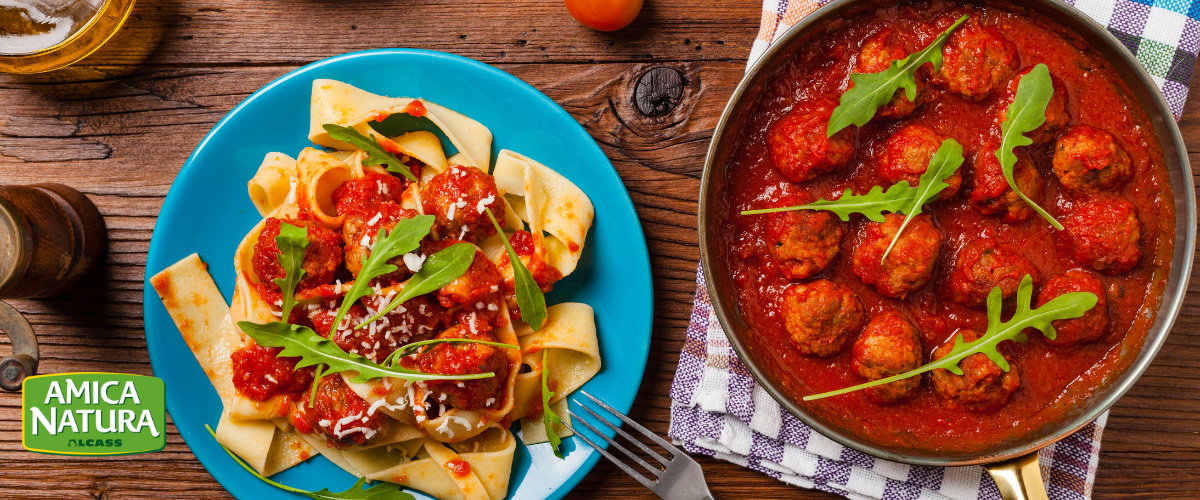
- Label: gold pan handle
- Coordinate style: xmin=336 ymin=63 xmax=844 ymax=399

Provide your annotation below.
xmin=984 ymin=452 xmax=1049 ymax=500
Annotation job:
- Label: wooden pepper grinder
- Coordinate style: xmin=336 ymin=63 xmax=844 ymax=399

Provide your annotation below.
xmin=0 ymin=183 xmax=107 ymax=299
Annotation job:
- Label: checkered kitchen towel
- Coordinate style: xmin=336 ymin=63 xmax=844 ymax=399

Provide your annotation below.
xmin=669 ymin=1 xmax=1198 ymax=498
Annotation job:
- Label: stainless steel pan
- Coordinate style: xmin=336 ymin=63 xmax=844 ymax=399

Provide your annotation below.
xmin=697 ymin=0 xmax=1196 ymax=498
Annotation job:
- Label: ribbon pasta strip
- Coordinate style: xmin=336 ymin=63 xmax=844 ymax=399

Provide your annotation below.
xmin=152 ymin=80 xmax=602 ymax=500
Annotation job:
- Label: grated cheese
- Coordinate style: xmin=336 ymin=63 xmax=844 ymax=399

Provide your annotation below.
xmin=476 ymin=194 xmax=494 ymax=214
xmin=403 ymin=252 xmax=426 ymax=273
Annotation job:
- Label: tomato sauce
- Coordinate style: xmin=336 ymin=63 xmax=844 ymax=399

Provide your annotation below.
xmin=719 ymin=0 xmax=1175 ymax=453
xmin=230 ymin=343 xmax=313 ymax=401
xmin=445 ymin=458 xmax=472 ymax=478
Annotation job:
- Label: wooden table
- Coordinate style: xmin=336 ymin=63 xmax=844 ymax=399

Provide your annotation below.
xmin=1 ymin=0 xmax=1197 ymax=498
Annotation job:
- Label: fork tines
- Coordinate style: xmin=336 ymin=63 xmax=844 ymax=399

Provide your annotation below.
xmin=562 ymin=391 xmax=716 ymax=500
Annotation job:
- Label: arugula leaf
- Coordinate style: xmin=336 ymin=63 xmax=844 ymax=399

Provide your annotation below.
xmin=804 ymin=275 xmax=1096 ymax=401
xmin=323 ymin=124 xmax=417 ymax=181
xmin=327 ymin=216 xmax=434 ymax=337
xmin=996 ymin=63 xmax=1062 ymax=229
xmin=742 ymin=183 xmax=915 ymax=222
xmin=238 ymin=321 xmax=495 ymax=383
xmin=741 ymin=140 xmax=963 ymax=238
xmin=358 ymin=242 xmax=477 ymax=326
xmin=207 ymin=425 xmax=417 ymax=500
xmin=273 ymin=222 xmax=310 ymax=321
xmin=542 ymin=349 xmax=564 ymax=459
xmin=881 ymin=138 xmax=965 ymax=260
xmin=828 ymin=15 xmax=968 ymax=136
xmin=486 ymin=208 xmax=547 ymax=331
xmin=380 ymin=337 xmax=519 ymax=368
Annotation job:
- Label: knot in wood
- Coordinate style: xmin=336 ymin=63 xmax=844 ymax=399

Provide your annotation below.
xmin=633 ymin=67 xmax=684 ymax=117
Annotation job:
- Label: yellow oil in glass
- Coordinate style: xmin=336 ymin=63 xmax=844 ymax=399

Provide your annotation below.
xmin=0 ymin=0 xmax=136 ymax=73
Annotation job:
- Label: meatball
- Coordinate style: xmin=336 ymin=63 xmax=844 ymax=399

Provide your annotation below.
xmin=930 ymin=329 xmax=1020 ymax=412
xmin=852 ymin=213 xmax=943 ymax=298
xmin=969 ymin=146 xmax=1044 ymax=223
xmin=850 ymin=313 xmax=923 ymax=404
xmin=878 ymin=123 xmax=960 ymax=200
xmin=767 ymin=98 xmax=855 ymax=183
xmin=938 ymin=21 xmax=1019 ymax=100
xmin=332 ymin=171 xmax=406 ymax=216
xmin=1036 ymin=270 xmax=1109 ymax=348
xmin=1052 ymin=125 xmax=1133 ymax=196
xmin=765 ymin=194 xmax=844 ymax=280
xmin=289 ymin=374 xmax=391 ymax=447
xmin=1060 ymin=198 xmax=1141 ymax=275
xmin=311 ymin=295 xmax=450 ymax=362
xmin=405 ymin=325 xmax=510 ymax=411
xmin=341 ymin=201 xmax=421 ymax=281
xmin=230 ymin=342 xmax=313 ymax=402
xmin=430 ymin=241 xmax=506 ymax=311
xmin=252 ymin=218 xmax=344 ymax=300
xmin=856 ymin=28 xmax=922 ymax=120
xmin=780 ymin=280 xmax=865 ymax=357
xmin=422 ymin=165 xmax=505 ymax=244
xmin=948 ymin=237 xmax=1040 ymax=307
xmin=498 ymin=230 xmax=562 ymax=292
xmin=498 ymin=230 xmax=564 ymax=320
xmin=996 ymin=67 xmax=1070 ymax=145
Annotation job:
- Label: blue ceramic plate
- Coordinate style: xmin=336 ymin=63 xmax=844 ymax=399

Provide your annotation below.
xmin=143 ymin=49 xmax=653 ymax=500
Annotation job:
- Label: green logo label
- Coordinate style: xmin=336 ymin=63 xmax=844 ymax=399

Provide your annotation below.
xmin=22 ymin=373 xmax=166 ymax=455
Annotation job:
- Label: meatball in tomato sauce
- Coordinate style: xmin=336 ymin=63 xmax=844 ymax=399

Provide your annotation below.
xmin=938 ymin=21 xmax=1019 ymax=100
xmin=852 ymin=213 xmax=943 ymax=298
xmin=877 ymin=123 xmax=959 ymax=199
xmin=341 ymin=201 xmax=421 ymax=281
xmin=1060 ymin=198 xmax=1141 ymax=275
xmin=930 ymin=329 xmax=1020 ymax=412
xmin=230 ymin=342 xmax=313 ymax=402
xmin=406 ymin=325 xmax=510 ymax=411
xmin=947 ymin=237 xmax=1039 ymax=307
xmin=333 ymin=171 xmax=406 ymax=216
xmin=996 ymin=67 xmax=1070 ymax=145
xmin=311 ymin=295 xmax=450 ymax=362
xmin=290 ymin=374 xmax=391 ymax=447
xmin=781 ymin=280 xmax=865 ymax=357
xmin=253 ymin=218 xmax=343 ymax=301
xmin=423 ymin=165 xmax=505 ymax=243
xmin=765 ymin=195 xmax=844 ymax=281
xmin=767 ymin=98 xmax=855 ymax=183
xmin=430 ymin=241 xmax=506 ymax=313
xmin=856 ymin=28 xmax=921 ymax=120
xmin=1037 ymin=270 xmax=1109 ymax=348
xmin=851 ymin=313 xmax=923 ymax=404
xmin=969 ymin=146 xmax=1044 ymax=223
xmin=498 ymin=230 xmax=563 ymax=320
xmin=1052 ymin=125 xmax=1133 ymax=197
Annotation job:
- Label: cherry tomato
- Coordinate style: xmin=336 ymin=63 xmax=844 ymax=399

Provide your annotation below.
xmin=564 ymin=0 xmax=644 ymax=32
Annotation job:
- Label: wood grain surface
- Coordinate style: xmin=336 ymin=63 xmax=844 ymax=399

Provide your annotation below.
xmin=0 ymin=0 xmax=1197 ymax=498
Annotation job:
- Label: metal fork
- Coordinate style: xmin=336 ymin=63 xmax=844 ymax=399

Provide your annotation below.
xmin=563 ymin=391 xmax=717 ymax=500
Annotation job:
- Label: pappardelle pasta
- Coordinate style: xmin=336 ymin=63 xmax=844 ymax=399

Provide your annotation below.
xmin=151 ymin=80 xmax=599 ymax=500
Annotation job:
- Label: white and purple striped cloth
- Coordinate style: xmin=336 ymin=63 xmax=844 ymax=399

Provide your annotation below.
xmin=669 ymin=1 xmax=1193 ymax=498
